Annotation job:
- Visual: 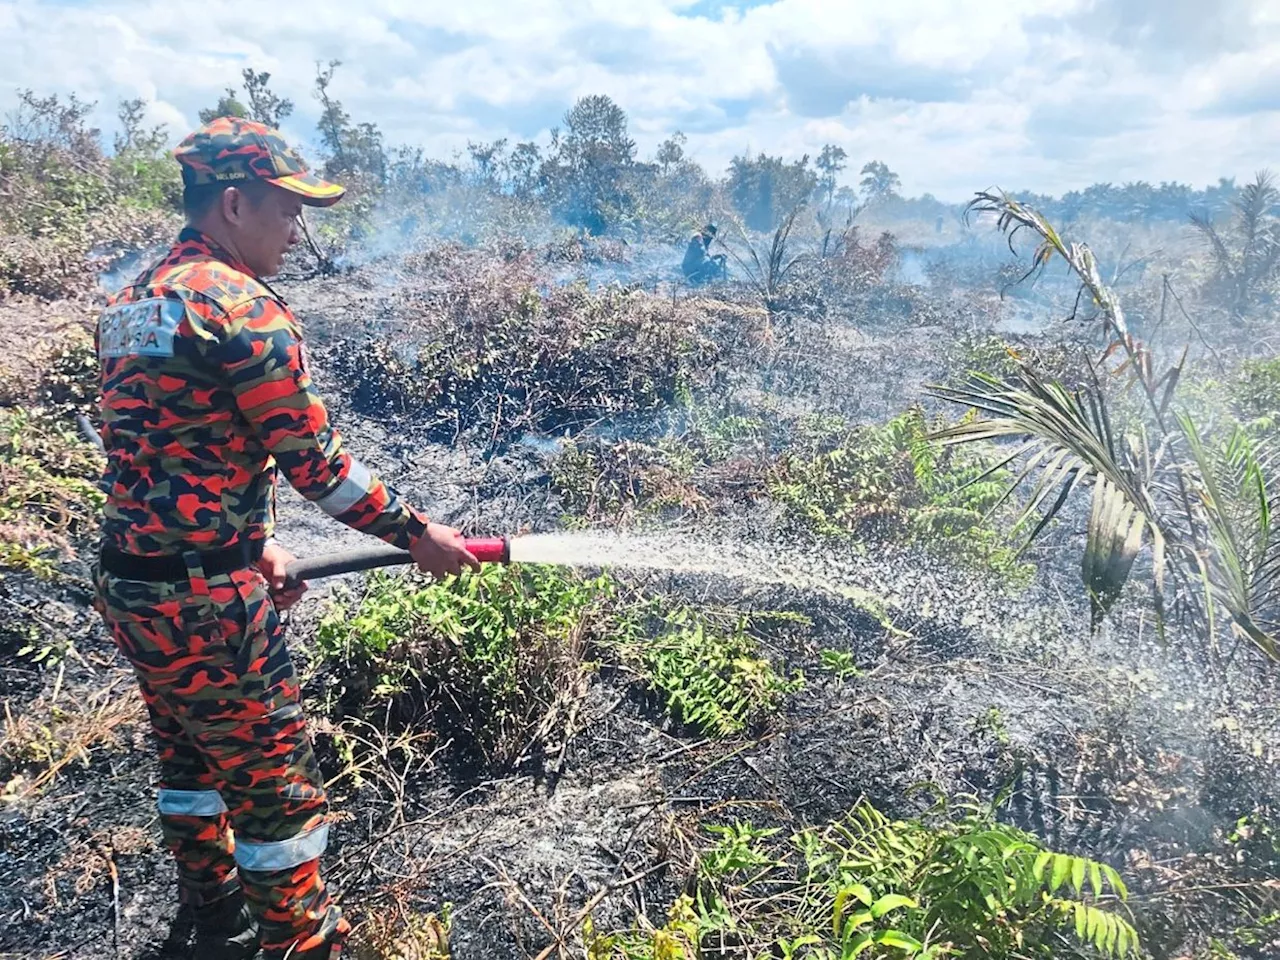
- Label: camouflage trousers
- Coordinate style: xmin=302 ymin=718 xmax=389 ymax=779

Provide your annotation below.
xmin=95 ymin=560 xmax=349 ymax=958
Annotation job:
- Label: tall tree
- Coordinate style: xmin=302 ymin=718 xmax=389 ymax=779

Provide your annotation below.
xmin=815 ymin=144 xmax=847 ymax=208
xmin=114 ymin=98 xmax=166 ymax=155
xmin=313 ymin=60 xmax=386 ymax=180
xmin=727 ymin=153 xmax=816 ymax=231
xmin=467 ymin=138 xmax=508 ymax=185
xmin=507 ymin=141 xmax=542 ymax=199
xmin=198 ymin=69 xmax=291 ymax=128
xmin=241 ymin=69 xmax=293 ymax=129
xmin=1190 ymin=170 xmax=1280 ymax=322
xmin=859 ymin=160 xmax=901 ymax=204
xmin=198 ymin=89 xmax=248 ymax=124
xmin=543 ymin=94 xmax=637 ymax=233
xmin=656 ymin=131 xmax=687 ymax=174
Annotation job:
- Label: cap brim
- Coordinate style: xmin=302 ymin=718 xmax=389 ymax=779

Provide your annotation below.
xmin=272 ymin=171 xmax=345 ymax=207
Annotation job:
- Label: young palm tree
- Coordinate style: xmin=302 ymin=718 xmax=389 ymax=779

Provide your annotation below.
xmin=722 ymin=206 xmax=812 ymax=326
xmin=930 ymin=191 xmax=1279 ymax=663
xmin=1188 ymin=170 xmax=1280 ymax=322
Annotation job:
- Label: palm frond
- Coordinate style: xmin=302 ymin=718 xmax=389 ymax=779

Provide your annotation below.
xmin=931 ymin=367 xmax=1159 ymax=628
xmin=944 ymin=190 xmax=1280 ymax=661
xmin=1083 ymin=477 xmax=1147 ymax=629
xmin=1179 ymin=417 xmax=1280 ymax=658
xmin=1188 ymin=211 xmax=1237 ymax=283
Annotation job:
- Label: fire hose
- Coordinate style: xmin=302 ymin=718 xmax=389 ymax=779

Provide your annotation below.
xmin=75 ymin=414 xmax=511 ymax=587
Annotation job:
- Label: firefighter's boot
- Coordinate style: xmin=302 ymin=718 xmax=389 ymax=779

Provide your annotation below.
xmin=193 ymin=887 xmax=260 ymax=960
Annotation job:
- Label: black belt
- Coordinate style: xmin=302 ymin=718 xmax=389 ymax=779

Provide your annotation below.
xmin=99 ymin=540 xmax=264 ymax=582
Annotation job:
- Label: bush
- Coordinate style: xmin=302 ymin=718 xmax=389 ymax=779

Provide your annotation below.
xmin=588 ymin=797 xmax=1140 ymax=959
xmin=323 ymin=246 xmax=721 ymax=444
xmin=35 ymin=339 xmax=100 ymax=418
xmin=0 ymin=90 xmax=180 ymax=301
xmin=605 ymin=607 xmax=804 ymax=736
xmin=314 ymin=565 xmax=805 ymax=768
xmin=0 ymin=406 xmax=103 ymax=568
xmin=315 ymin=564 xmax=614 ymax=770
xmin=550 ymin=406 xmax=841 ymax=527
xmin=769 ymin=407 xmax=1027 ymax=579
xmin=1235 ymin=357 xmax=1280 ymax=427
xmin=550 ymin=438 xmax=712 ymax=526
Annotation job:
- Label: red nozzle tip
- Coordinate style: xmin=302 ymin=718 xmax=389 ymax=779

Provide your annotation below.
xmin=464 ymin=535 xmax=510 ymax=564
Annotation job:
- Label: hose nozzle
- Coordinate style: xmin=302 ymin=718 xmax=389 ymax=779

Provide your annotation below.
xmin=464 ymin=536 xmax=510 ymax=565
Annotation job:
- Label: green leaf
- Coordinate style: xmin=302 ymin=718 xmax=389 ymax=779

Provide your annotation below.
xmin=1050 ymin=854 xmax=1072 ymax=893
xmin=870 ymin=894 xmax=918 ymax=919
xmin=1071 ymin=855 xmax=1087 ymax=895
xmin=840 ymin=931 xmax=874 ymax=959
xmin=848 ymin=883 xmax=873 ymax=906
xmin=1103 ymin=865 xmax=1129 ymax=899
xmin=874 ymin=930 xmax=924 ymax=952
xmin=1033 ymin=850 xmax=1052 ymax=881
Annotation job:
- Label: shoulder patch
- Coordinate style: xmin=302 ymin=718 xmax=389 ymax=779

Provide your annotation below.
xmin=99 ymin=297 xmax=186 ymax=358
xmin=162 ymin=259 xmax=275 ymax=312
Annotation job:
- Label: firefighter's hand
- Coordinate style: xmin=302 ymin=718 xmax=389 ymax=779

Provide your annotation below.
xmin=259 ymin=541 xmax=308 ymax=611
xmin=411 ymin=522 xmax=481 ymax=579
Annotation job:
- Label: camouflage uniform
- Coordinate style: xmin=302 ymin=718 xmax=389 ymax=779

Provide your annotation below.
xmin=93 ymin=119 xmax=424 ymax=959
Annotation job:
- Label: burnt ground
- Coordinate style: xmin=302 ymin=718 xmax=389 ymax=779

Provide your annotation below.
xmin=2 ymin=257 xmax=1279 ymax=960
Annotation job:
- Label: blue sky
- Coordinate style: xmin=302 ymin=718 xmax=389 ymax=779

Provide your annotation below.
xmin=2 ymin=0 xmax=1279 ymax=199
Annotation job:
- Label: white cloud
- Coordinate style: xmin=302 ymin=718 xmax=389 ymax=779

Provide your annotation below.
xmin=0 ymin=0 xmax=1275 ymax=199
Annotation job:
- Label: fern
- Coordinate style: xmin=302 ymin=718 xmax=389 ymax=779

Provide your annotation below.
xmin=769 ymin=407 xmax=1028 ymax=579
xmin=619 ymin=614 xmax=803 ymax=736
xmin=589 ymin=796 xmax=1140 ymax=959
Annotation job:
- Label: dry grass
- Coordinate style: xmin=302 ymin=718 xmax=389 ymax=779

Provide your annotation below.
xmin=350 ymin=907 xmax=452 ymax=960
xmin=43 ymin=825 xmax=154 ymax=905
xmin=0 ymin=300 xmax=96 ymax=404
xmin=1 ymin=676 xmax=145 ymax=800
xmin=322 ymin=243 xmax=733 ymax=446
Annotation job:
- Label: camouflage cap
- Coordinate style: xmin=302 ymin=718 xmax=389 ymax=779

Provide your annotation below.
xmin=174 ymin=116 xmax=345 ymax=207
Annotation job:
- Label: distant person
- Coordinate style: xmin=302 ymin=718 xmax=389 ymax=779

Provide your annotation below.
xmin=90 ymin=117 xmax=478 ymax=960
xmin=682 ymin=223 xmax=727 ymax=285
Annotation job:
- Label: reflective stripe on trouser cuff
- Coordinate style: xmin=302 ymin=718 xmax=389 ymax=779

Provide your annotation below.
xmin=316 ymin=460 xmax=373 ymax=517
xmin=234 ymin=823 xmax=330 ymax=872
xmin=158 ymin=788 xmax=228 ymax=816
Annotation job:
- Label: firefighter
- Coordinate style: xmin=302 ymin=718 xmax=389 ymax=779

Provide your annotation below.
xmin=681 ymin=223 xmax=726 ymax=285
xmin=92 ymin=117 xmax=480 ymax=959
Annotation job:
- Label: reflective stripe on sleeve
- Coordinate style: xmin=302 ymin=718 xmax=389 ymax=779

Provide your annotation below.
xmin=157 ymin=788 xmax=228 ymax=817
xmin=234 ymin=822 xmax=329 ymax=872
xmin=315 ymin=460 xmax=373 ymax=517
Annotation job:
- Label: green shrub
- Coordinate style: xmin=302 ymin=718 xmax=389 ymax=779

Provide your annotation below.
xmin=35 ymin=339 xmax=100 ymax=418
xmin=606 ymin=609 xmax=804 ymax=736
xmin=314 ymin=565 xmax=803 ymax=764
xmin=0 ymin=406 xmax=103 ymax=562
xmin=0 ymin=406 xmax=103 ymax=664
xmin=770 ymin=407 xmax=1029 ymax=580
xmin=0 ymin=90 xmax=180 ymax=301
xmin=1235 ymin=357 xmax=1280 ymax=428
xmin=588 ymin=798 xmax=1140 ymax=959
xmin=548 ymin=406 xmax=840 ymax=527
xmin=550 ymin=437 xmax=711 ymax=526
xmin=315 ymin=564 xmax=615 ymax=769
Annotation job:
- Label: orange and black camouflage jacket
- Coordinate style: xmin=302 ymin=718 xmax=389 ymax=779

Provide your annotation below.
xmin=96 ymin=227 xmax=428 ymax=556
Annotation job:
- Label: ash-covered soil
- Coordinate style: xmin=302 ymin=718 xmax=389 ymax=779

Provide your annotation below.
xmin=1 ymin=253 xmax=1277 ymax=960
